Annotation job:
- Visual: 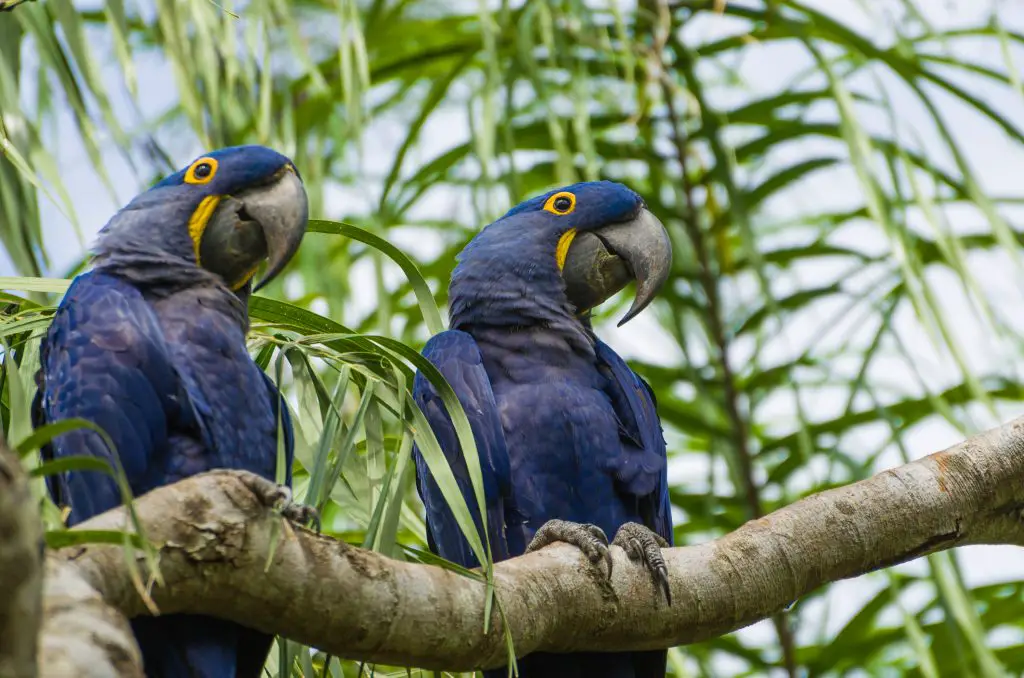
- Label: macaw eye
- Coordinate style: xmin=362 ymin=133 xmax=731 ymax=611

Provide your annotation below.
xmin=543 ymin=191 xmax=576 ymax=216
xmin=185 ymin=157 xmax=219 ymax=185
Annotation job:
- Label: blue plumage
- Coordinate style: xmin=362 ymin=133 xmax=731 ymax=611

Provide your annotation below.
xmin=33 ymin=145 xmax=306 ymax=678
xmin=413 ymin=181 xmax=673 ymax=678
xmin=413 ymin=330 xmax=525 ymax=566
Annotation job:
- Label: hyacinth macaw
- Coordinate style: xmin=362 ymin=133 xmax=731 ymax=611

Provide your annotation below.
xmin=32 ymin=145 xmax=312 ymax=678
xmin=412 ymin=181 xmax=674 ymax=678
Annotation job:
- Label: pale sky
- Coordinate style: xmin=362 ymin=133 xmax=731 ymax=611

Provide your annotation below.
xmin=9 ymin=0 xmax=1024 ymax=672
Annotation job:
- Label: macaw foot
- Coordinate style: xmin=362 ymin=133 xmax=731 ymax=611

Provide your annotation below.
xmin=525 ymin=519 xmax=613 ymax=579
xmin=611 ymin=522 xmax=671 ymax=605
xmin=269 ymin=484 xmax=322 ymax=533
xmin=241 ymin=473 xmax=321 ymax=533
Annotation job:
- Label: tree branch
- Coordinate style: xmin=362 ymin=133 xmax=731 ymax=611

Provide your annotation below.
xmin=31 ymin=415 xmax=1024 ymax=674
xmin=0 ymin=441 xmax=43 ymax=678
xmin=9 ymin=457 xmax=144 ymax=678
xmin=38 ymin=558 xmax=144 ymax=678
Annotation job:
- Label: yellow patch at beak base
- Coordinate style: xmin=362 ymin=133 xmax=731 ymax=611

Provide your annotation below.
xmin=556 ymin=228 xmax=577 ymax=271
xmin=231 ymin=262 xmax=261 ymax=291
xmin=188 ymin=195 xmax=222 ymax=265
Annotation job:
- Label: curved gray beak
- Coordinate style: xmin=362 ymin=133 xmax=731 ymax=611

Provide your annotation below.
xmin=199 ymin=168 xmax=308 ymax=292
xmin=248 ymin=167 xmax=309 ymax=292
xmin=560 ymin=207 xmax=672 ymax=327
xmin=199 ymin=167 xmax=308 ymax=291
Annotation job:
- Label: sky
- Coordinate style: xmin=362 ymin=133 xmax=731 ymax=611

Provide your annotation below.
xmin=7 ymin=0 xmax=1024 ymax=671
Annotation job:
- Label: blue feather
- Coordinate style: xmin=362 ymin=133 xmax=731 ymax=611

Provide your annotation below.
xmin=413 ymin=330 xmax=524 ymax=566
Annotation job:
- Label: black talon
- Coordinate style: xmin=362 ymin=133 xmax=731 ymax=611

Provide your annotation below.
xmin=282 ymin=502 xmax=321 ymax=533
xmin=612 ymin=522 xmax=672 ymax=605
xmin=242 ymin=474 xmax=321 ymax=533
xmin=526 ymin=519 xmax=613 ymax=579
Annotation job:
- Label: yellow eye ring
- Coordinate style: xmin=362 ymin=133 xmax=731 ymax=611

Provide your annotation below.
xmin=543 ymin=191 xmax=576 ymax=216
xmin=184 ymin=156 xmax=218 ymax=185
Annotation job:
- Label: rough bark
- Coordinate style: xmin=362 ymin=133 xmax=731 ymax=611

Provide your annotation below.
xmin=29 ymin=415 xmax=1024 ymax=675
xmin=38 ymin=558 xmax=143 ymax=678
xmin=0 ymin=441 xmax=43 ymax=678
xmin=2 ymin=443 xmax=143 ymax=678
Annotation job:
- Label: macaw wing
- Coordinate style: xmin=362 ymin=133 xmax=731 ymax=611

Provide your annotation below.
xmin=33 ymin=272 xmax=199 ymax=525
xmin=594 ymin=338 xmax=673 ymax=545
xmin=154 ymin=302 xmax=294 ymax=485
xmin=412 ymin=329 xmax=521 ymax=568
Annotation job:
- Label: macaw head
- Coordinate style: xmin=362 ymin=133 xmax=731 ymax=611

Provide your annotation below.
xmin=451 ymin=180 xmax=671 ymax=329
xmin=97 ymin=145 xmax=308 ymax=292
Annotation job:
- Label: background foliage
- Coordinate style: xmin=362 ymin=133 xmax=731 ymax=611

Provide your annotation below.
xmin=2 ymin=0 xmax=1024 ymax=676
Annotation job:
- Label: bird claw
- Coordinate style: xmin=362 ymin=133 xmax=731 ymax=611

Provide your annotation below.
xmin=526 ymin=519 xmax=613 ymax=579
xmin=612 ymin=522 xmax=671 ymax=605
xmin=271 ymin=484 xmax=321 ymax=533
xmin=242 ymin=474 xmax=321 ymax=533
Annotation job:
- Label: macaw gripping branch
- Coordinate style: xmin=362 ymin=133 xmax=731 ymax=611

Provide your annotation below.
xmin=2 ymin=413 xmax=1023 ymax=677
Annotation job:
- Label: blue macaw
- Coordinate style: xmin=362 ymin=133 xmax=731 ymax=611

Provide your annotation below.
xmin=32 ymin=145 xmax=312 ymax=678
xmin=412 ymin=181 xmax=674 ymax=678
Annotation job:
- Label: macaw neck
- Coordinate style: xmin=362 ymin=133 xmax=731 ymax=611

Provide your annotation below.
xmin=448 ymin=246 xmax=595 ymax=360
xmin=91 ymin=243 xmax=250 ymax=332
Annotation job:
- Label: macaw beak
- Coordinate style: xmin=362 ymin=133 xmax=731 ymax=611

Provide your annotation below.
xmin=560 ymin=207 xmax=672 ymax=327
xmin=199 ymin=166 xmax=309 ymax=292
xmin=248 ymin=167 xmax=309 ymax=292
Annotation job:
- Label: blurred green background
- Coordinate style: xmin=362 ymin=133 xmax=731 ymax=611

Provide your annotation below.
xmin=2 ymin=0 xmax=1024 ymax=676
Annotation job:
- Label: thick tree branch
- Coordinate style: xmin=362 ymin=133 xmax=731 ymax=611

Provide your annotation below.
xmin=9 ymin=457 xmax=143 ymax=678
xmin=32 ymin=415 xmax=1024 ymax=674
xmin=0 ymin=441 xmax=43 ymax=678
xmin=38 ymin=558 xmax=143 ymax=678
